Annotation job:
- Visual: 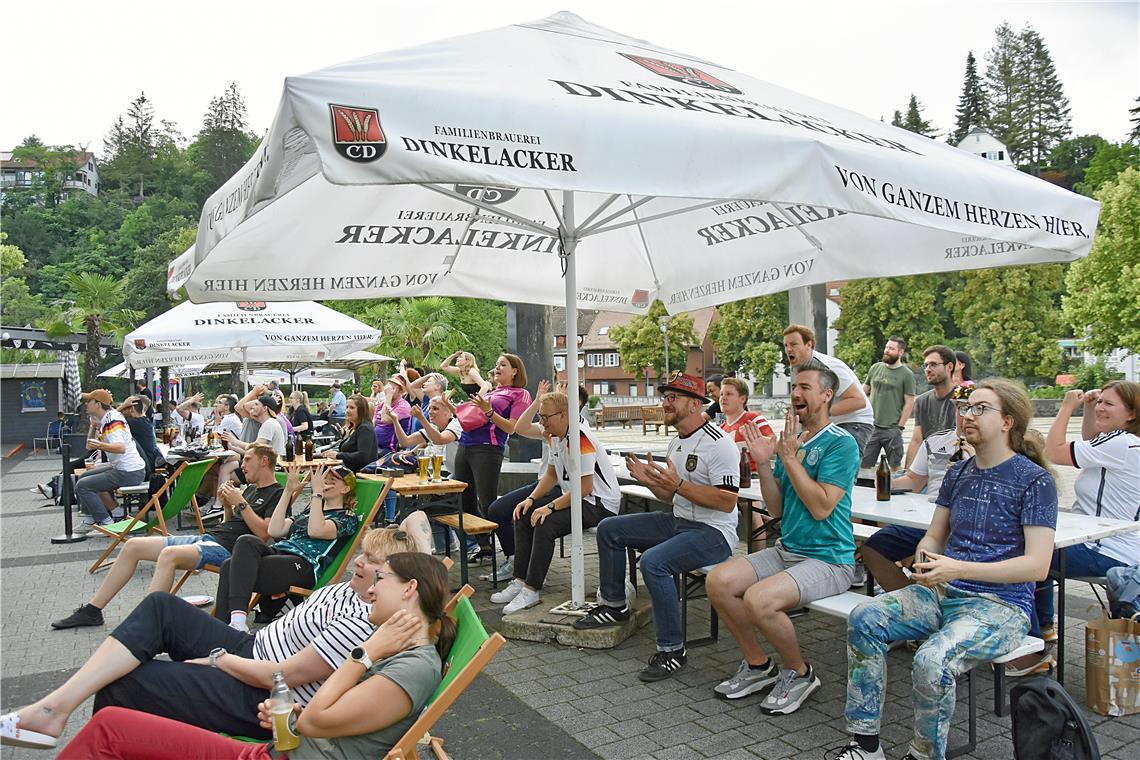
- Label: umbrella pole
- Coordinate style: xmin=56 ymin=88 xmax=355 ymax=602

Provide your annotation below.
xmin=242 ymin=347 xmax=249 ymax=391
xmin=562 ymin=192 xmax=586 ymax=606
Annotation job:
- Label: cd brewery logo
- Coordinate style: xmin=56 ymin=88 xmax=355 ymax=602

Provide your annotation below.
xmin=330 ymin=104 xmax=387 ymax=162
xmin=618 ymin=53 xmax=741 ymax=95
xmin=454 ymin=185 xmax=519 ymax=205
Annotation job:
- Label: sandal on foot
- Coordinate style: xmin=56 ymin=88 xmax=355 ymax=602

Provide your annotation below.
xmin=0 ymin=712 xmax=58 ymax=749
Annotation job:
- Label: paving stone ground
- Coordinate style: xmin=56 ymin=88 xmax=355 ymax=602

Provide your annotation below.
xmin=2 ymin=417 xmax=1136 ymax=760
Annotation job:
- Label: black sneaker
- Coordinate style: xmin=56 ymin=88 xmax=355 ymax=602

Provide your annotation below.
xmin=573 ymin=604 xmax=630 ymax=630
xmin=638 ymin=649 xmax=687 ymax=682
xmin=51 ymin=605 xmax=103 ymax=630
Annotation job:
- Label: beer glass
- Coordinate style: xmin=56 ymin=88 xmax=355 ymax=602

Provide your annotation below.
xmin=417 ymin=452 xmax=430 ymax=484
xmin=431 ymin=448 xmax=443 ymax=482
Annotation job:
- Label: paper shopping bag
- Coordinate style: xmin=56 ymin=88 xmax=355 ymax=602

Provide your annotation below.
xmin=1085 ymin=611 xmax=1140 ymax=716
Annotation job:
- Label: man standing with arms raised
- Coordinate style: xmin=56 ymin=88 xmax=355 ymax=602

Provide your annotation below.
xmin=904 ymin=345 xmax=959 ymax=469
xmin=575 ymin=372 xmax=739 ymax=683
xmin=861 ymin=337 xmax=916 ymax=470
xmin=782 ymin=325 xmax=874 ymax=457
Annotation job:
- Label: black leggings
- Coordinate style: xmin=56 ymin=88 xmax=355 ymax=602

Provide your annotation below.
xmin=214 ymin=534 xmax=315 ymax=620
xmin=453 ymin=444 xmax=504 ymax=520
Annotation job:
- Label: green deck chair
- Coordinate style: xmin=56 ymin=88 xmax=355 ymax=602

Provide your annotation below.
xmin=89 ymin=458 xmax=216 ymax=573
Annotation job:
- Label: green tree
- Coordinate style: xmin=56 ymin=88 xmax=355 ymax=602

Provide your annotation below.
xmin=1044 ymin=135 xmax=1107 ymax=190
xmin=186 ymin=82 xmax=260 ymax=195
xmin=364 ymin=297 xmax=468 ymax=368
xmin=945 ymin=265 xmax=1066 ymax=381
xmin=1130 ymin=96 xmax=1140 ymax=143
xmin=101 ymin=92 xmax=188 ymax=200
xmin=448 ymin=298 xmax=506 ymax=370
xmin=609 ymin=300 xmax=696 ymax=377
xmin=1017 ymin=26 xmax=1071 ymax=174
xmin=897 ymin=95 xmax=937 ymax=138
xmin=707 ymin=293 xmax=787 ymax=381
xmin=123 ymin=225 xmax=196 ymax=320
xmin=0 ymin=233 xmax=47 ymax=325
xmin=1075 ymin=140 xmax=1140 ymax=197
xmin=950 ymin=51 xmax=988 ymax=145
xmin=1063 ymin=167 xmax=1140 ymax=354
xmin=833 ymin=275 xmax=951 ymax=378
xmin=984 ymin=22 xmax=1025 ymax=161
xmin=44 ymin=273 xmax=142 ymax=389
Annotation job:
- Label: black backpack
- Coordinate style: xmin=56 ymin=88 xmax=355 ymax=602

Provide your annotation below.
xmin=1011 ymin=677 xmax=1100 ymax=760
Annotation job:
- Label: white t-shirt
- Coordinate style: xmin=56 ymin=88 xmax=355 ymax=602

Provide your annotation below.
xmin=98 ymin=409 xmax=147 ymax=473
xmin=548 ymin=425 xmax=621 ymax=514
xmin=812 ymin=350 xmax=874 ymax=427
xmin=666 ymin=422 xmax=741 ymax=550
xmin=1071 ymin=430 xmax=1140 ymax=565
xmin=252 ymin=583 xmax=373 ymax=705
xmin=215 ymin=412 xmax=243 ymax=439
xmin=257 ymin=416 xmax=287 ymax=456
xmin=910 ymin=428 xmax=964 ymax=501
xmin=184 ymin=411 xmax=205 ymax=438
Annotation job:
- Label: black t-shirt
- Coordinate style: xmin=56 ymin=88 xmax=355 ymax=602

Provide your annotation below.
xmin=290 ymin=406 xmax=314 ymax=440
xmin=209 ymin=482 xmax=284 ymax=552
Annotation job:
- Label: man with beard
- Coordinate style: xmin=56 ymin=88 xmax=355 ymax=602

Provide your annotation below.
xmin=782 ymin=325 xmax=874 ymax=457
xmin=575 ymin=372 xmax=739 ymax=683
xmin=861 ymin=337 xmax=916 ymax=469
xmin=904 ymin=346 xmax=959 ymax=469
xmin=706 ymin=360 xmax=858 ymax=714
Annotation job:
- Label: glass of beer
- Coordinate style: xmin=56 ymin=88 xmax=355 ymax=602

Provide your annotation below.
xmin=431 ymin=449 xmax=443 ymax=482
xmin=417 ymin=451 xmax=430 ymax=484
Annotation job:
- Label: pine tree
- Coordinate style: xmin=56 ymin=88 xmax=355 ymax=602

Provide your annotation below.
xmin=1129 ymin=96 xmax=1140 ymax=143
xmin=890 ymin=110 xmax=904 ymax=128
xmin=1017 ymin=26 xmax=1071 ymax=174
xmin=189 ymin=82 xmax=259 ymax=192
xmin=102 ymin=92 xmax=157 ymax=198
xmin=901 ymin=94 xmax=938 ymax=138
xmin=984 ymin=22 xmax=1024 ymax=162
xmin=950 ymin=51 xmax=988 ymax=144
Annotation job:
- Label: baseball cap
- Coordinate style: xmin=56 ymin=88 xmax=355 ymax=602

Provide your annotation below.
xmin=81 ymin=389 xmax=114 ymax=405
xmin=657 ymin=371 xmax=710 ymax=403
xmin=329 ymin=464 xmax=357 ymax=492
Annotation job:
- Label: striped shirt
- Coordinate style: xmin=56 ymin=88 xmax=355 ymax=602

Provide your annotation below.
xmin=252 ymin=583 xmax=373 ymax=704
xmin=1071 ymin=429 xmax=1140 ymax=565
xmin=666 ymin=422 xmax=740 ymax=550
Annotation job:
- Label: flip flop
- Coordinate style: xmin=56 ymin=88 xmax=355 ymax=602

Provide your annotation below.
xmin=181 ymin=595 xmax=214 ymax=608
xmin=0 ymin=712 xmax=58 ymax=750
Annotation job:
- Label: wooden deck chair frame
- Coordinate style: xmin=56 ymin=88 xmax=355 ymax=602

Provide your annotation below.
xmin=89 ymin=459 xmax=215 ymax=574
xmin=385 ymin=595 xmax=506 ymax=760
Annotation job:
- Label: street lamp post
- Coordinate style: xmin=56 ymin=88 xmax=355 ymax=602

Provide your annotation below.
xmin=659 ymin=316 xmax=671 ymax=384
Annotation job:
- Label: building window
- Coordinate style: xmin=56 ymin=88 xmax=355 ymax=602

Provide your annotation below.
xmin=604 ymin=352 xmax=620 ymax=367
xmin=554 ymin=356 xmax=565 ymax=372
xmin=592 ymin=382 xmax=617 ymax=395
xmin=587 ymin=353 xmax=603 ymax=367
xmin=629 ymin=383 xmax=639 ymax=396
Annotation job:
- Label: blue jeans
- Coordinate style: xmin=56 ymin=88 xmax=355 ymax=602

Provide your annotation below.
xmin=76 ymin=467 xmax=146 ymax=521
xmin=846 ymin=584 xmax=1029 ymax=760
xmin=1033 ymin=543 xmax=1128 ymax=629
xmin=596 ymin=512 xmax=731 ymax=652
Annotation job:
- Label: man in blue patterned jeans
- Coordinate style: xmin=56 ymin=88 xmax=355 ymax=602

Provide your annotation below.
xmin=832 ymin=378 xmax=1057 ymax=760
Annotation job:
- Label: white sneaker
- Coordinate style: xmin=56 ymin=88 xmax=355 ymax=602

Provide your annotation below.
xmin=490 ymin=579 xmax=524 ymax=605
xmin=503 ymin=587 xmax=541 ymax=615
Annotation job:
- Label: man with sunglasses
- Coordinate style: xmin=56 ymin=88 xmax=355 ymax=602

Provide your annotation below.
xmin=904 ymin=345 xmax=959 ymax=469
xmin=575 ymin=372 xmax=739 ymax=683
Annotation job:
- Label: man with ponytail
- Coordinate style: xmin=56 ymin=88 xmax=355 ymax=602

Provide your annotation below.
xmin=832 ymin=379 xmax=1057 ymax=760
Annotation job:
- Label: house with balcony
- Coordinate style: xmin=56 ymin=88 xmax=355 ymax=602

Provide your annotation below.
xmin=1 ymin=150 xmax=100 ymax=201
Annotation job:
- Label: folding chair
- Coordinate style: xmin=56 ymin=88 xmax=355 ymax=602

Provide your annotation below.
xmin=385 ymin=593 xmax=507 ymax=760
xmin=33 ymin=420 xmax=66 ymax=454
xmin=88 ymin=459 xmax=216 ymax=573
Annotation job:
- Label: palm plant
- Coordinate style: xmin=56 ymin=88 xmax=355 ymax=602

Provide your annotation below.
xmin=43 ymin=273 xmax=143 ymax=390
xmin=364 ymin=297 xmax=468 ymax=368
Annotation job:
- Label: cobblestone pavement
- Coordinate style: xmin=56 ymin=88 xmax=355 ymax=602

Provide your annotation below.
xmin=2 ymin=417 xmax=1136 ymax=760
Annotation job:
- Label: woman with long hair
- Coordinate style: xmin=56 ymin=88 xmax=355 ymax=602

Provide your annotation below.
xmin=441 ymin=351 xmax=490 ymax=398
xmin=333 ymin=394 xmax=378 ymax=473
xmin=213 ymin=463 xmax=362 ymax=632
xmin=50 ymin=552 xmax=453 ymax=759
xmin=289 ymin=391 xmax=314 ymax=442
xmin=455 ymin=354 xmax=531 ymax=557
xmin=833 ymin=379 xmax=1057 ymax=760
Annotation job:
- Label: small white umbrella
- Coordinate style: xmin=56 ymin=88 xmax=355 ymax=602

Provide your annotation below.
xmin=170 ymin=12 xmax=1100 ymax=605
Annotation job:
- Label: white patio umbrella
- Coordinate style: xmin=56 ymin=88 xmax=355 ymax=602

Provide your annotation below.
xmin=99 ymin=361 xmax=217 ymax=379
xmin=123 ymin=301 xmax=382 ymax=386
xmin=248 ymin=369 xmax=353 ymax=387
xmin=170 ymin=12 xmax=1100 ymax=605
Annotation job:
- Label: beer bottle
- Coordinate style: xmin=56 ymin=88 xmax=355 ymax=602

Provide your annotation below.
xmin=284 ymin=438 xmax=295 ymax=462
xmin=304 ymin=438 xmax=314 ymax=461
xmin=269 ymin=671 xmax=300 ymax=751
xmin=738 ymin=448 xmax=751 ymax=489
xmin=875 ymin=453 xmax=891 ymax=501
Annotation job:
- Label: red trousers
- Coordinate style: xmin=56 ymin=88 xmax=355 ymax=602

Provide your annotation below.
xmin=59 ymin=707 xmax=274 ymax=760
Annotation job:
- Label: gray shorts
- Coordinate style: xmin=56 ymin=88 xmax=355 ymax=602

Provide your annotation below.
xmin=745 ymin=541 xmax=856 ymax=606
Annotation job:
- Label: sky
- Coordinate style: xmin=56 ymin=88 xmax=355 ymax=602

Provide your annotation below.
xmin=2 ymin=0 xmax=1136 ymax=154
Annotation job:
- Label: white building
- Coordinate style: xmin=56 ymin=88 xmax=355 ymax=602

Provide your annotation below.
xmin=0 ymin=150 xmax=100 ymax=201
xmin=955 ymin=126 xmax=1014 ymax=167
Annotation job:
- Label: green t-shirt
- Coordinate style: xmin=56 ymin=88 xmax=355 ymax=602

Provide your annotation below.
xmin=289 ymin=645 xmax=443 ymax=760
xmin=865 ymin=362 xmax=916 ymax=427
xmin=772 ymin=424 xmax=859 ymax=565
xmin=273 ymin=508 xmax=360 ymax=579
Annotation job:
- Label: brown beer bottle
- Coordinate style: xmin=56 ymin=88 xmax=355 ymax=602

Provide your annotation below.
xmin=875 ymin=453 xmax=891 ymax=501
xmin=739 ymin=449 xmax=751 ymax=489
xmin=284 ymin=438 xmax=295 ymax=462
xmin=304 ymin=438 xmax=314 ymax=461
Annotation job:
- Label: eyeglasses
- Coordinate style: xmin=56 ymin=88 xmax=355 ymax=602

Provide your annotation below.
xmin=923 ymin=361 xmax=945 ymax=369
xmin=955 ymin=402 xmax=1002 ymax=417
xmin=373 ymin=570 xmax=397 ymax=582
xmin=538 ymin=411 xmax=565 ymax=422
xmin=661 ymin=393 xmax=687 ymax=404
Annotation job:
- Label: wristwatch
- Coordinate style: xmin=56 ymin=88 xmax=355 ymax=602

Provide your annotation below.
xmin=349 ymin=646 xmax=374 ymax=669
xmin=235 ymin=501 xmax=248 ymax=515
xmin=209 ymin=647 xmax=227 ymax=668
